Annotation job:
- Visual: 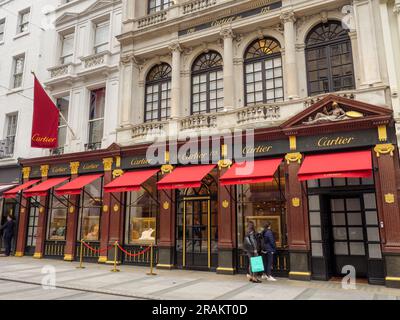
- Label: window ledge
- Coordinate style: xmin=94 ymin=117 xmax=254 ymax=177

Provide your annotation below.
xmin=13 ymin=31 xmax=30 ymax=40
xmin=6 ymin=88 xmax=24 ymax=96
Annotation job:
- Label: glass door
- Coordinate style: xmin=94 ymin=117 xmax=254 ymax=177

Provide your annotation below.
xmin=25 ymin=198 xmax=39 ymax=255
xmin=176 ymin=197 xmax=216 ymax=270
xmin=330 ymin=197 xmax=368 ymax=277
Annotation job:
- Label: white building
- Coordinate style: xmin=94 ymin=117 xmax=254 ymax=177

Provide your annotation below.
xmin=116 ymin=0 xmax=400 ymax=145
xmin=44 ymin=0 xmax=122 ymax=154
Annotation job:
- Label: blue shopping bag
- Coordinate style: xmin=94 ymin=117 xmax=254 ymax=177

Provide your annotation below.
xmin=250 ymin=256 xmax=264 ymax=273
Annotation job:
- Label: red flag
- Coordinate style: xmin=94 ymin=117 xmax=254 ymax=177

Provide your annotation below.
xmin=31 ymin=76 xmax=59 ymax=149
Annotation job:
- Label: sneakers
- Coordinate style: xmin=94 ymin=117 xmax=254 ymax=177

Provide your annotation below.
xmin=261 ymin=274 xmax=269 ymax=280
xmin=267 ymin=276 xmax=277 ymax=282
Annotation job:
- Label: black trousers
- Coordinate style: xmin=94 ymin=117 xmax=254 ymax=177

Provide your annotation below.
xmin=4 ymin=236 xmax=12 ymax=256
xmin=263 ymin=252 xmax=274 ymax=276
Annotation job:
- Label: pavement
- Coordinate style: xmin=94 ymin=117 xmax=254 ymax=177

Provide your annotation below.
xmin=0 ymin=256 xmax=399 ymax=300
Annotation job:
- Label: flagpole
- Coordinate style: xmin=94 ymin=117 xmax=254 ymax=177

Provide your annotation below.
xmin=32 ymin=71 xmax=77 ymax=140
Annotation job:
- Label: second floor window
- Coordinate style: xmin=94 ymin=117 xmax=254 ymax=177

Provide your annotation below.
xmin=244 ymin=38 xmax=283 ymax=105
xmin=191 ymin=51 xmax=224 ymax=115
xmin=87 ymin=88 xmax=105 ymax=150
xmin=306 ymin=20 xmax=355 ymax=96
xmin=18 ymin=9 xmax=30 ymax=33
xmin=145 ymin=63 xmax=172 ymax=122
xmin=12 ymin=55 xmax=25 ymax=88
xmin=4 ymin=113 xmax=18 ymax=157
xmin=94 ymin=21 xmax=110 ymax=54
xmin=0 ymin=19 xmax=5 ymax=42
xmin=148 ymin=0 xmax=173 ymax=14
xmin=60 ymin=33 xmax=74 ymax=64
xmin=56 ymin=96 xmax=69 ymax=150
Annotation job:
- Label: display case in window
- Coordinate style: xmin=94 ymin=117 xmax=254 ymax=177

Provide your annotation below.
xmin=82 ymin=216 xmax=100 ymax=241
xmin=129 ymin=217 xmax=156 ymax=245
xmin=48 ymin=210 xmax=67 ymax=241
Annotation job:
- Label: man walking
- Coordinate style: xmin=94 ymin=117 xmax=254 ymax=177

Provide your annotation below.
xmin=0 ymin=215 xmax=16 ymax=256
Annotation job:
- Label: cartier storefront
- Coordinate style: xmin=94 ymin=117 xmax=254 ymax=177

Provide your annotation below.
xmin=4 ymin=95 xmax=400 ymax=288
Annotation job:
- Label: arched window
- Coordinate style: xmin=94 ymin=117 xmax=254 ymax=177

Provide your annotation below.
xmin=306 ymin=21 xmax=355 ymax=96
xmin=145 ymin=63 xmax=172 ymax=122
xmin=148 ymin=0 xmax=172 ymax=14
xmin=191 ymin=51 xmax=224 ymax=115
xmin=244 ymin=38 xmax=283 ymax=105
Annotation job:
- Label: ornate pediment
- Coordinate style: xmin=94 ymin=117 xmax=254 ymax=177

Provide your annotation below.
xmin=81 ymin=0 xmax=121 ymax=16
xmin=55 ymin=13 xmax=79 ymax=25
xmin=281 ymin=94 xmax=392 ymax=129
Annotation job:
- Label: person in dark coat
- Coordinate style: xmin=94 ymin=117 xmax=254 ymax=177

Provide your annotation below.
xmin=243 ymin=221 xmax=261 ymax=283
xmin=261 ymin=221 xmax=277 ymax=281
xmin=0 ymin=215 xmax=15 ymax=256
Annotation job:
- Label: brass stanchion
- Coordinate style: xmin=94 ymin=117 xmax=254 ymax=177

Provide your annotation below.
xmin=76 ymin=240 xmax=85 ymax=269
xmin=111 ymin=241 xmax=120 ymax=272
xmin=146 ymin=243 xmax=157 ymax=276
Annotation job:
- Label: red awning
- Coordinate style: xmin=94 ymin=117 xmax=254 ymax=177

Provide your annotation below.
xmin=220 ymin=159 xmax=282 ymax=186
xmin=298 ymin=150 xmax=373 ymax=181
xmin=3 ymin=180 xmax=40 ymax=199
xmin=55 ymin=174 xmax=103 ymax=196
xmin=24 ymin=177 xmax=69 ymax=198
xmin=104 ymin=169 xmax=158 ymax=193
xmin=157 ymin=165 xmax=216 ymax=190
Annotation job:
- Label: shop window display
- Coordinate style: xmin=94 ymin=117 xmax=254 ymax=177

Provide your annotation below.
xmin=237 ymin=165 xmax=286 ymax=250
xmin=125 ymin=175 xmax=158 ymax=245
xmin=47 ymin=183 xmax=69 ymax=241
xmin=78 ymin=178 xmax=103 ymax=241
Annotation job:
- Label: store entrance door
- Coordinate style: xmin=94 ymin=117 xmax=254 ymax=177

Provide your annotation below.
xmin=328 ymin=196 xmax=370 ymax=278
xmin=176 ymin=197 xmax=216 ymax=270
xmin=25 ymin=201 xmax=39 ymax=256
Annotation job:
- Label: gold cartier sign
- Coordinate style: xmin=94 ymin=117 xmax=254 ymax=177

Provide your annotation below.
xmin=131 ymin=158 xmax=150 ymax=166
xmin=317 ymin=136 xmax=355 ymax=147
xmin=51 ymin=167 xmax=69 ymax=174
xmin=243 ymin=145 xmax=273 ymax=155
xmin=82 ymin=163 xmax=100 ymax=171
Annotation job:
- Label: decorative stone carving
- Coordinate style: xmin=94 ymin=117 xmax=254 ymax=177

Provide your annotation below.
xmin=374 ymin=144 xmax=395 ymax=157
xmin=303 ymin=102 xmax=363 ymax=125
xmin=285 ymin=153 xmax=303 ymax=164
xmin=70 ymin=162 xmax=80 ymax=175
xmin=40 ymin=165 xmax=49 ymax=178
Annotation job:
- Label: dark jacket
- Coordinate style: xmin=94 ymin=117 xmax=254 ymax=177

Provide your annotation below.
xmin=262 ymin=229 xmax=277 ymax=253
xmin=0 ymin=220 xmax=15 ymax=238
xmin=243 ymin=231 xmax=258 ymax=255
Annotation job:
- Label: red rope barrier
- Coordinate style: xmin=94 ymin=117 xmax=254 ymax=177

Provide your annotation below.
xmin=82 ymin=241 xmax=113 ymax=254
xmin=117 ymin=243 xmax=151 ymax=258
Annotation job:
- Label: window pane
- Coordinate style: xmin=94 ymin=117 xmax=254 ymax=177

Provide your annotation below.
xmin=368 ymin=244 xmax=382 ymax=259
xmin=334 ymin=242 xmax=348 ymax=255
xmin=367 ymin=227 xmax=380 ymax=242
xmin=310 ymin=227 xmax=321 ymax=241
xmin=350 ymin=242 xmax=365 ymax=256
xmin=308 ymin=195 xmax=320 ymax=211
xmin=348 ymin=227 xmax=364 ymax=240
xmin=312 ymin=243 xmax=323 ymax=257
xmin=363 ymin=194 xmax=377 ymax=209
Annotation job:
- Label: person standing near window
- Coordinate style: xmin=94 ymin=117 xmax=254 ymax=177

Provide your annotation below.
xmin=261 ymin=221 xmax=277 ymax=281
xmin=0 ymin=215 xmax=16 ymax=256
xmin=243 ymin=221 xmax=261 ymax=283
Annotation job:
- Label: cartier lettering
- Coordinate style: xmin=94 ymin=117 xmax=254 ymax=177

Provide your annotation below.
xmin=317 ymin=136 xmax=355 ymax=147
